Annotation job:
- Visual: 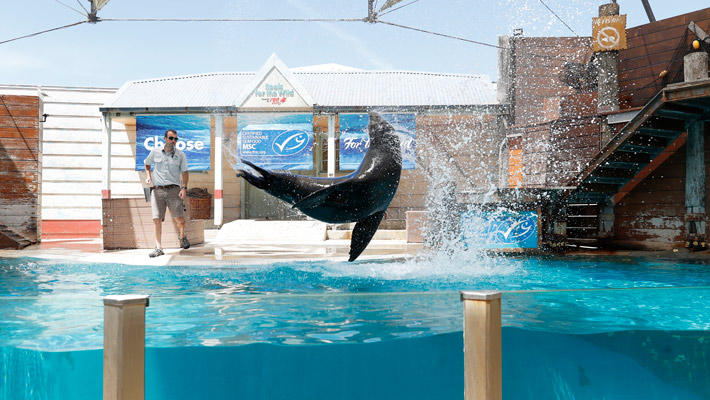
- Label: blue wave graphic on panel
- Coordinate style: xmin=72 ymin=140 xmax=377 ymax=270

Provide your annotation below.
xmin=136 ymin=115 xmax=211 ymax=171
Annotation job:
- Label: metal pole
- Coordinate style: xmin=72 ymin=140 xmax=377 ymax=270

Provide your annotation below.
xmin=641 ymin=0 xmax=656 ymax=23
xmin=460 ymin=290 xmax=502 ymax=400
xmin=214 ymin=115 xmax=224 ymax=226
xmin=327 ymin=114 xmax=336 ymax=177
xmin=103 ymin=295 xmax=150 ymax=400
xmin=101 ymin=113 xmax=112 ymax=201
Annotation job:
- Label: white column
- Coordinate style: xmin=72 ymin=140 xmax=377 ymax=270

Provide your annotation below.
xmin=214 ymin=115 xmax=224 ymax=226
xmin=101 ymin=113 xmax=112 ymax=200
xmin=327 ymin=114 xmax=336 ymax=177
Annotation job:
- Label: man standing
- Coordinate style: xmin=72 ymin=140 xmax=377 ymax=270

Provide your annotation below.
xmin=144 ymin=129 xmax=190 ymax=257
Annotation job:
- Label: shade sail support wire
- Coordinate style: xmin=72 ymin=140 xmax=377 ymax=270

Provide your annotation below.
xmin=0 ymin=20 xmax=87 ymax=45
xmin=53 ymin=0 xmax=88 ymax=17
xmin=376 ymin=20 xmax=502 ymax=49
xmin=538 ymin=0 xmax=579 ymax=37
xmin=101 ymin=17 xmax=365 ymax=23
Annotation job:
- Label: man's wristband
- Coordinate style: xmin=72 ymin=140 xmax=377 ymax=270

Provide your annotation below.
xmin=181 ymin=186 xmax=187 ymax=190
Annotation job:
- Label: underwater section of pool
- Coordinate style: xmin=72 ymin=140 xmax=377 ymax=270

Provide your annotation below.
xmin=1 ymin=256 xmax=709 ymax=399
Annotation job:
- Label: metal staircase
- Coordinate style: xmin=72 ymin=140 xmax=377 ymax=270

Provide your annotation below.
xmin=562 ymin=81 xmax=710 ymax=205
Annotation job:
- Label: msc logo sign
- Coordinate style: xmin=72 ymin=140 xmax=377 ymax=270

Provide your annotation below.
xmin=272 ymin=130 xmax=310 ymax=155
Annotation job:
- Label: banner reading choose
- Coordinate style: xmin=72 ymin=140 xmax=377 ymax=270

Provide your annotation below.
xmin=135 ymin=115 xmax=211 ymax=171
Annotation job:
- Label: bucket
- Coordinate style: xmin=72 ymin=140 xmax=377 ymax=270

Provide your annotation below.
xmin=189 ymin=197 xmax=211 ymax=220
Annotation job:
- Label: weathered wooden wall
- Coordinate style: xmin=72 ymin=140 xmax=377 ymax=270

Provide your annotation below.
xmin=613 ymin=143 xmax=687 ymax=249
xmin=507 ymin=37 xmax=601 ymax=188
xmin=511 ymin=37 xmax=593 ymax=127
xmin=613 ymin=122 xmax=710 ymax=249
xmin=0 ymin=85 xmax=127 ymax=239
xmin=417 ymin=113 xmax=504 ymax=193
xmin=619 ymin=8 xmax=710 ymax=108
xmin=0 ymin=95 xmax=40 ymax=245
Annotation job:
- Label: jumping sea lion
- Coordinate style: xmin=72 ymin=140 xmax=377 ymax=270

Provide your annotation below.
xmin=237 ymin=112 xmax=402 ymax=261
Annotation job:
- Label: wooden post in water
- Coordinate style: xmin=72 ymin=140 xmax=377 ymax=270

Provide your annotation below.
xmin=103 ymin=295 xmax=150 ymax=400
xmin=460 ymin=290 xmax=502 ymax=400
xmin=684 ymin=51 xmax=708 ymax=249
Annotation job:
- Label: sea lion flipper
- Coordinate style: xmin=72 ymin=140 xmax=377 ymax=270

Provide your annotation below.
xmin=348 ymin=211 xmax=385 ymax=262
xmin=291 ymin=185 xmax=339 ymax=209
xmin=237 ymin=160 xmax=272 ymax=190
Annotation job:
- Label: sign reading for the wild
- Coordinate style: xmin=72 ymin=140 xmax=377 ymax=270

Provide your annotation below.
xmin=592 ymin=14 xmax=627 ymax=51
xmin=237 ymin=113 xmax=314 ymax=170
xmin=135 ymin=115 xmax=211 ymax=171
xmin=339 ymin=113 xmax=416 ymax=170
xmin=241 ymin=69 xmax=311 ymax=108
xmin=460 ymin=210 xmax=539 ymax=249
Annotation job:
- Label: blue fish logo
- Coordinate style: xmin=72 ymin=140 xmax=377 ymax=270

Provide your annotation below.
xmin=272 ymin=130 xmax=310 ymax=155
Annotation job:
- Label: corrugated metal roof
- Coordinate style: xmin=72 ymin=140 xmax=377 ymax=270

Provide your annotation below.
xmin=298 ymin=71 xmax=496 ymax=107
xmin=103 ymin=70 xmax=497 ymax=110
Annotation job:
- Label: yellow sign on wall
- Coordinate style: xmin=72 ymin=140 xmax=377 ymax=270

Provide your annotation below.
xmin=592 ymin=14 xmax=627 ymax=51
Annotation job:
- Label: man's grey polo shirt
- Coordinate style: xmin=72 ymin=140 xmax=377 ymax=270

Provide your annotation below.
xmin=144 ymin=147 xmax=188 ymax=186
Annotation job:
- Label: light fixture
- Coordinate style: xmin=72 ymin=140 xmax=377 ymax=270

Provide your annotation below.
xmin=41 ymin=113 xmax=48 ymax=122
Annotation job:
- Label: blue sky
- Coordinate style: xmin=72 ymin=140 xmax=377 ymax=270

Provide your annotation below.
xmin=0 ymin=0 xmax=707 ymax=88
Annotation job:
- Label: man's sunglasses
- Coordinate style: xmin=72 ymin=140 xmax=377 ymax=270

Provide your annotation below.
xmin=166 ymin=136 xmax=178 ymax=141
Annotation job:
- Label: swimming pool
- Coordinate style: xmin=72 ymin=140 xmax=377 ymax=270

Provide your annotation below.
xmin=1 ymin=255 xmax=709 ymax=399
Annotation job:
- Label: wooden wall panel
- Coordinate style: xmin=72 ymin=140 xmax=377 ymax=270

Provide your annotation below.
xmin=511 ymin=37 xmax=593 ymax=127
xmin=102 ymin=198 xmax=204 ymax=249
xmin=619 ymin=8 xmax=710 ymax=108
xmin=613 ymin=143 xmax=687 ymax=248
xmin=0 ymin=95 xmax=40 ymax=244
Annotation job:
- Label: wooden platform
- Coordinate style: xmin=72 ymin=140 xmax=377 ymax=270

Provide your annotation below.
xmin=102 ymin=198 xmax=204 ymax=250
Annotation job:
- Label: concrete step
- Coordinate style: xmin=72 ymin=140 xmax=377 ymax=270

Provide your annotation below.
xmin=214 ymin=220 xmax=407 ymax=242
xmin=326 ymin=229 xmax=406 ymax=241
xmin=216 ymin=220 xmax=329 ymax=242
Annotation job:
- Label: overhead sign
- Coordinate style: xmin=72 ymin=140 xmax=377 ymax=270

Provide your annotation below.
xmin=241 ymin=69 xmax=311 ymax=108
xmin=136 ymin=115 xmax=211 ymax=171
xmin=460 ymin=210 xmax=539 ymax=249
xmin=339 ymin=113 xmax=416 ymax=170
xmin=237 ymin=113 xmax=313 ymax=170
xmin=592 ymin=14 xmax=627 ymax=51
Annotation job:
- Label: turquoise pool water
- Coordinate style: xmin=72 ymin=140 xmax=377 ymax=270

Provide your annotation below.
xmin=1 ymin=255 xmax=709 ymax=399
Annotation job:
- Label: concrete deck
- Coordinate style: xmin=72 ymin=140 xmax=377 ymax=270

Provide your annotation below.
xmin=0 ymin=228 xmax=423 ymax=266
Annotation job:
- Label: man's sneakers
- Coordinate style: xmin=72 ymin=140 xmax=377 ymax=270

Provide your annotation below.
xmin=149 ymin=236 xmax=188 ymax=257
xmin=149 ymin=247 xmax=164 ymax=258
xmin=179 ymin=234 xmax=191 ymax=249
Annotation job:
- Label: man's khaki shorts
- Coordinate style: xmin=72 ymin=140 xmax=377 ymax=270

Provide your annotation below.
xmin=151 ymin=185 xmax=185 ymax=221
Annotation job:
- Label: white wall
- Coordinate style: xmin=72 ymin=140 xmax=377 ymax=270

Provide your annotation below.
xmin=0 ymin=85 xmax=141 ymax=222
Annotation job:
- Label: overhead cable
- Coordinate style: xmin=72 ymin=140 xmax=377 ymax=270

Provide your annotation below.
xmin=538 ymin=0 xmax=579 ymax=37
xmin=53 ymin=0 xmax=87 ymax=17
xmin=376 ymin=20 xmax=502 ymax=49
xmin=378 ymin=0 xmax=420 ymax=18
xmin=100 ymin=17 xmax=364 ymax=23
xmin=75 ymin=0 xmax=90 ymax=15
xmin=0 ymin=21 xmax=87 ymax=45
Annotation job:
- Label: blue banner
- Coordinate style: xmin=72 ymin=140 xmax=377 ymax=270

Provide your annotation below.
xmin=339 ymin=113 xmax=416 ymax=170
xmin=460 ymin=210 xmax=539 ymax=249
xmin=136 ymin=115 xmax=211 ymax=171
xmin=237 ymin=113 xmax=313 ymax=170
